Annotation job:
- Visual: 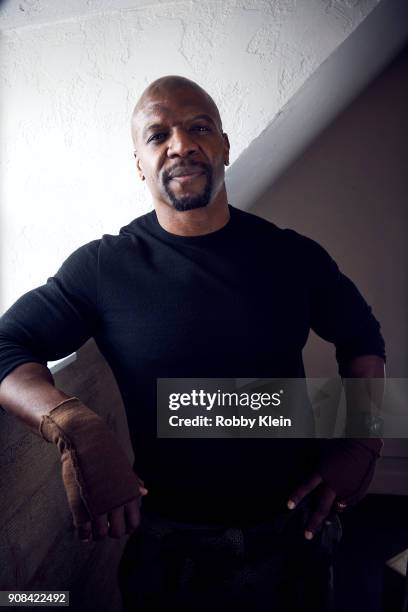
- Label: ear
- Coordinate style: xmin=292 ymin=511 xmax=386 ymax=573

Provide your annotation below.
xmin=134 ymin=151 xmax=145 ymax=181
xmin=223 ymin=133 xmax=230 ymax=166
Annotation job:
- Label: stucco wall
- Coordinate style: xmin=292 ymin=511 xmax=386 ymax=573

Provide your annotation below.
xmin=0 ymin=0 xmax=380 ymax=311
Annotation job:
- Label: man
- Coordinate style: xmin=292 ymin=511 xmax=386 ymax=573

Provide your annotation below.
xmin=0 ymin=76 xmax=385 ymax=611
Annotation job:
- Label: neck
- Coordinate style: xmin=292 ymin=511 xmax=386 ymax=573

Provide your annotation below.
xmin=154 ymin=189 xmax=230 ymax=237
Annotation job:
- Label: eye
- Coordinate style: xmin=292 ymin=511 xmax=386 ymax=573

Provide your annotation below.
xmin=191 ymin=125 xmax=211 ymax=133
xmin=147 ymin=132 xmax=167 ymax=144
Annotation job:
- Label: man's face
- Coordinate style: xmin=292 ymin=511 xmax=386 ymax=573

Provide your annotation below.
xmin=133 ymin=86 xmax=230 ymax=212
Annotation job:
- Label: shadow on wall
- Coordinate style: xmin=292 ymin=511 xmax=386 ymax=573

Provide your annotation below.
xmin=250 ymin=45 xmax=408 ymax=379
xmin=249 ymin=45 xmax=408 ymax=497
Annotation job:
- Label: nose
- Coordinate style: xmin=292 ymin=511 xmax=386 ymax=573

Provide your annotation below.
xmin=167 ymin=127 xmax=198 ymax=158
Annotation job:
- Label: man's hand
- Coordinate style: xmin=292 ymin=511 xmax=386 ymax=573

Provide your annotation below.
xmin=287 ymin=435 xmax=382 ymax=540
xmin=78 ymin=481 xmax=149 ymax=542
xmin=287 ymin=474 xmax=338 ymax=540
xmin=40 ymin=396 xmax=147 ymax=542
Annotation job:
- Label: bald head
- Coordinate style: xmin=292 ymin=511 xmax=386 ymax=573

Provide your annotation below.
xmin=131 ymin=75 xmax=223 ymax=148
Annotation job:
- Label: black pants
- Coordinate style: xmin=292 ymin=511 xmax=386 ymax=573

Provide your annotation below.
xmin=118 ymin=498 xmax=342 ymax=612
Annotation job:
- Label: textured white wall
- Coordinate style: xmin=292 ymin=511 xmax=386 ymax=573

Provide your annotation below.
xmin=0 ymin=0 xmax=380 ymax=311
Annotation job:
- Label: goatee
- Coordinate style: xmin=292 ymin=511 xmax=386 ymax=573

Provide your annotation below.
xmin=163 ymin=165 xmax=213 ymax=212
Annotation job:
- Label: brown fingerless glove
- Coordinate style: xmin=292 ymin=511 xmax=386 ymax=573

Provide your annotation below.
xmin=317 ymin=438 xmax=383 ymax=506
xmin=39 ymin=397 xmax=142 ymax=526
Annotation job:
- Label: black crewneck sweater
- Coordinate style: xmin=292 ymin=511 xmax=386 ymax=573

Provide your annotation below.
xmin=0 ymin=206 xmax=385 ymax=523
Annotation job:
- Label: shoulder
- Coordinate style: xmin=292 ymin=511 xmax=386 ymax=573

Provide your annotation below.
xmin=55 ymin=239 xmax=101 ymax=278
xmin=97 ymin=210 xmax=156 ymax=253
xmin=54 ymin=212 xmax=156 ymax=281
xmin=281 ymin=228 xmax=335 ymax=263
xmin=230 ymin=206 xmax=280 ymax=236
xmin=231 ymin=207 xmax=334 ymax=263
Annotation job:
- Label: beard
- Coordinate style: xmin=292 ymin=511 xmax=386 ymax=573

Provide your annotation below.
xmin=162 ymin=164 xmax=213 ymax=212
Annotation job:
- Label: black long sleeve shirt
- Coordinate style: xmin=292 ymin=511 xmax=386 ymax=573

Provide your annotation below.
xmin=0 ymin=205 xmax=385 ymax=523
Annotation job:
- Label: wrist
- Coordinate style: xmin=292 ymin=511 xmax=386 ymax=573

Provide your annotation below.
xmin=39 ymin=397 xmax=107 ymax=446
xmin=318 ymin=438 xmax=380 ymax=504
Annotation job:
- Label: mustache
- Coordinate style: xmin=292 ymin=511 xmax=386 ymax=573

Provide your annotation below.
xmin=162 ymin=161 xmax=211 ymax=183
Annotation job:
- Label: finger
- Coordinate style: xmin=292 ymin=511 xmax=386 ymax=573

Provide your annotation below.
xmin=108 ymin=506 xmax=126 ymax=539
xmin=135 ymin=475 xmax=148 ymax=497
xmin=124 ymin=500 xmax=141 ymax=533
xmin=77 ymin=521 xmax=92 ymax=542
xmin=287 ymin=473 xmax=323 ymax=509
xmin=304 ymin=486 xmax=336 ymax=540
xmin=92 ymin=513 xmax=109 ymax=540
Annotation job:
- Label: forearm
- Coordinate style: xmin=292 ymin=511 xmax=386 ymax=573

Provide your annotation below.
xmin=342 ymin=354 xmax=385 ymax=444
xmin=0 ymin=362 xmax=70 ymax=432
xmin=313 ymin=355 xmax=386 ymax=506
xmin=1 ymin=363 xmax=143 ymax=538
